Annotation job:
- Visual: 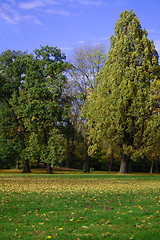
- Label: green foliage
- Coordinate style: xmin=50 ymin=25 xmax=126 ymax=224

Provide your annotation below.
xmin=0 ymin=50 xmax=31 ymax=169
xmin=0 ymin=46 xmax=71 ymax=170
xmin=0 ymin=12 xmax=160 ymax=173
xmin=143 ymin=71 xmax=160 ymax=163
xmin=0 ymin=50 xmax=27 ymax=102
xmin=40 ymin=128 xmax=65 ymax=167
xmin=83 ymin=10 xmax=160 ymax=173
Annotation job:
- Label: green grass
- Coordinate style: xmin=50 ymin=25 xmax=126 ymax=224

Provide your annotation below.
xmin=0 ymin=173 xmax=160 ymax=239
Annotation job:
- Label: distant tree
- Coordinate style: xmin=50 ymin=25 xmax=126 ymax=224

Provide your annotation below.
xmin=83 ymin=10 xmax=159 ymax=173
xmin=69 ymin=43 xmax=107 ymax=172
xmin=70 ymin=43 xmax=107 ymax=94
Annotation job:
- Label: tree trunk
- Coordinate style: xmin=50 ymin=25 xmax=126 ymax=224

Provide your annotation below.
xmin=47 ymin=163 xmax=53 ymax=174
xmin=150 ymin=161 xmax=154 ymax=173
xmin=119 ymin=154 xmax=132 ymax=174
xmin=119 ymin=157 xmax=127 ymax=174
xmin=22 ymin=159 xmax=31 ymax=173
xmin=83 ymin=141 xmax=90 ymax=173
xmin=16 ymin=161 xmax=20 ymax=169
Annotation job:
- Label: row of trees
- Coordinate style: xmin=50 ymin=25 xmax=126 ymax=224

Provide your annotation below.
xmin=0 ymin=10 xmax=159 ymax=173
xmin=0 ymin=43 xmax=107 ymax=173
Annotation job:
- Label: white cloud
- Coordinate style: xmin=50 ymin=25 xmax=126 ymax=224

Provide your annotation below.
xmin=19 ymin=1 xmax=45 ymax=10
xmin=43 ymin=8 xmax=71 ymax=16
xmin=19 ymin=0 xmax=61 ymax=10
xmin=0 ymin=11 xmax=15 ymax=24
xmin=75 ymin=40 xmax=86 ymax=44
xmin=0 ymin=2 xmax=41 ymax=24
xmin=0 ymin=0 xmax=68 ymax=25
xmin=0 ymin=3 xmax=18 ymax=24
xmin=68 ymin=0 xmax=107 ymax=6
xmin=78 ymin=0 xmax=107 ymax=6
xmin=0 ymin=0 xmax=106 ymax=25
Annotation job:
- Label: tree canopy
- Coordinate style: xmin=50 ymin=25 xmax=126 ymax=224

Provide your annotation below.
xmin=83 ymin=10 xmax=160 ymax=173
xmin=0 ymin=11 xmax=160 ymax=173
xmin=0 ymin=46 xmax=71 ymax=172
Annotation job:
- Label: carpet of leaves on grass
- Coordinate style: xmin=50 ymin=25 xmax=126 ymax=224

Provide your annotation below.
xmin=0 ymin=175 xmax=160 ymax=239
xmin=0 ymin=176 xmax=160 ymax=194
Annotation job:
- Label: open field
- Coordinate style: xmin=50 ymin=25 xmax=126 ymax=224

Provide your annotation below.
xmin=0 ymin=173 xmax=160 ymax=240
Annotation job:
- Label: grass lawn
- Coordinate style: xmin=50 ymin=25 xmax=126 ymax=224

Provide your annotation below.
xmin=0 ymin=172 xmax=160 ymax=239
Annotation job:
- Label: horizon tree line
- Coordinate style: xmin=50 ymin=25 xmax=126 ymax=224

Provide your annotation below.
xmin=0 ymin=10 xmax=159 ymax=173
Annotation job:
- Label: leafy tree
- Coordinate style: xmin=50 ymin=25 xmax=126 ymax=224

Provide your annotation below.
xmin=69 ymin=43 xmax=107 ymax=171
xmin=143 ymin=66 xmax=160 ymax=172
xmin=41 ymin=128 xmax=65 ymax=168
xmin=83 ymin=10 xmax=159 ymax=173
xmin=10 ymin=46 xmax=71 ymax=173
xmin=0 ymin=103 xmax=16 ymax=168
xmin=0 ymin=50 xmax=28 ymax=169
xmin=144 ymin=113 xmax=160 ymax=172
xmin=0 ymin=50 xmax=26 ymax=102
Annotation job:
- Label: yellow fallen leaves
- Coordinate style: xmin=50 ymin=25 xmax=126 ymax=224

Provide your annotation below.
xmin=0 ymin=176 xmax=160 ymax=195
xmin=38 ymin=222 xmax=44 ymax=225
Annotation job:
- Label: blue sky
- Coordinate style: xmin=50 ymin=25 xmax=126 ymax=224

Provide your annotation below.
xmin=0 ymin=0 xmax=160 ymax=58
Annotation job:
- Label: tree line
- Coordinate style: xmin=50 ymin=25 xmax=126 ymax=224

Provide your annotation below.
xmin=0 ymin=10 xmax=159 ymax=173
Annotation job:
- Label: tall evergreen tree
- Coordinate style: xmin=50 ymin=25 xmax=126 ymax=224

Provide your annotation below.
xmin=83 ymin=10 xmax=159 ymax=173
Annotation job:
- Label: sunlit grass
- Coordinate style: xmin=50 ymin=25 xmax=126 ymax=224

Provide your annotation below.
xmin=0 ymin=173 xmax=160 ymax=239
